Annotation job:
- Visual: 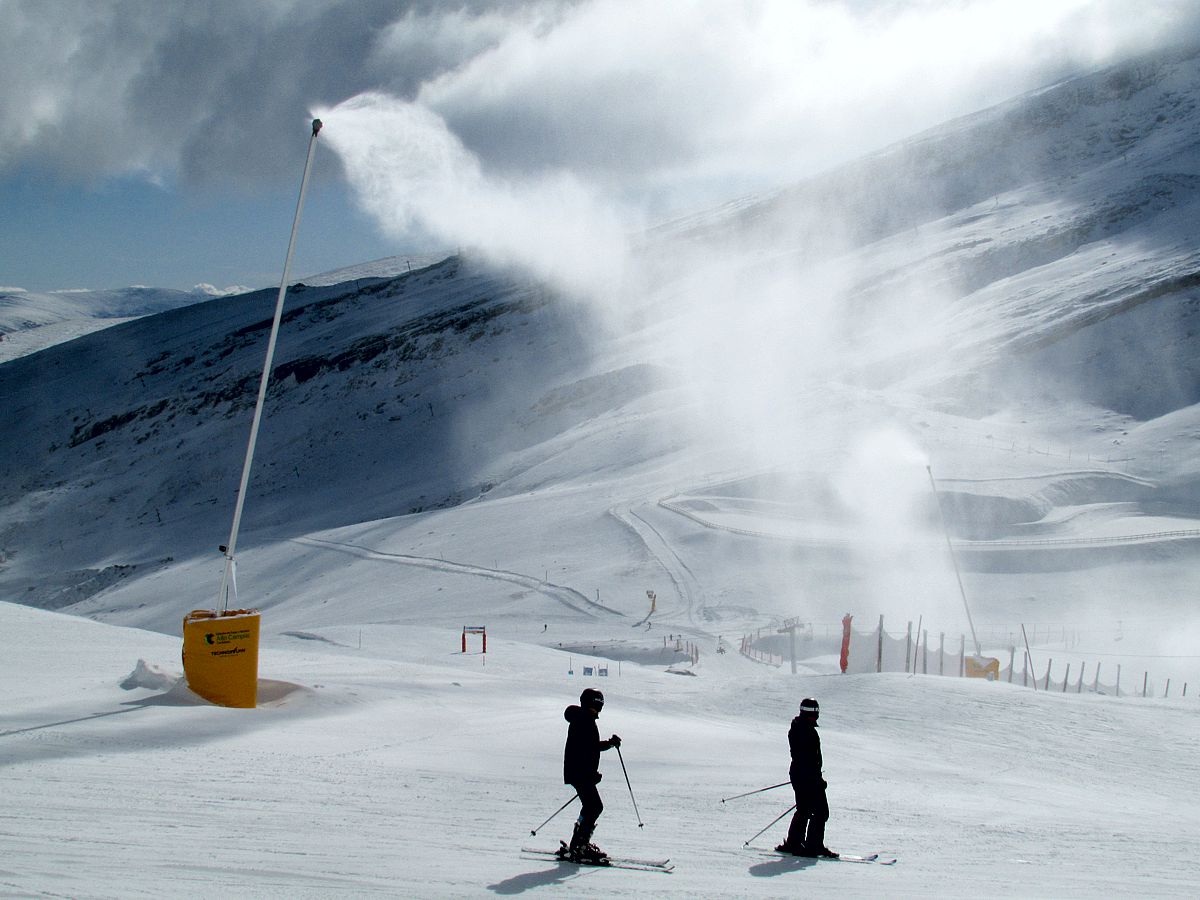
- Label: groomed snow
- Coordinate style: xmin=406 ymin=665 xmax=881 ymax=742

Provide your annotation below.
xmin=2 ymin=600 xmax=1198 ymax=898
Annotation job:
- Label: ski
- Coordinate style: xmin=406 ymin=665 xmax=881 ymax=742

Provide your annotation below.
xmin=522 ymin=844 xmax=673 ymax=872
xmin=520 ymin=853 xmax=673 ymax=873
xmin=763 ymin=849 xmax=896 ymax=865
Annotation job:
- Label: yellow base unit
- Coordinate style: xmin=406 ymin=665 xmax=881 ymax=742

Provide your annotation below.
xmin=182 ymin=608 xmax=261 ymax=708
xmin=965 ymin=655 xmax=1000 ymax=681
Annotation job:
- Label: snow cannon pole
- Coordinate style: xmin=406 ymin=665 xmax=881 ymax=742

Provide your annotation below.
xmin=926 ymin=465 xmax=981 ymax=658
xmin=615 ymin=745 xmax=644 ymax=828
xmin=530 ymin=793 xmax=578 ymax=837
xmin=743 ymin=804 xmax=796 ymax=847
xmin=720 ymin=782 xmax=790 ymax=804
xmin=216 ymin=118 xmax=322 ymax=612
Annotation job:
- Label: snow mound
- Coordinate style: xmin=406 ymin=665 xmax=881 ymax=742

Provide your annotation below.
xmin=119 ymin=658 xmax=181 ymax=691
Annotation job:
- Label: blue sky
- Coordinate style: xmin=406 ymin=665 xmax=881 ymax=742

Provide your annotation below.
xmin=0 ymin=166 xmax=399 ymax=292
xmin=2 ymin=1 xmax=1194 ymax=294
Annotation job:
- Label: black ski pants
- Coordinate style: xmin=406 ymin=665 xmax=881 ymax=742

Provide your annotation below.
xmin=571 ymin=781 xmax=604 ymax=832
xmin=784 ymin=779 xmax=829 ymax=849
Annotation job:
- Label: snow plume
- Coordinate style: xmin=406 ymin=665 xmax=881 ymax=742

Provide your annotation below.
xmin=315 ymin=92 xmax=633 ymax=303
xmin=832 ymin=429 xmax=966 ymax=628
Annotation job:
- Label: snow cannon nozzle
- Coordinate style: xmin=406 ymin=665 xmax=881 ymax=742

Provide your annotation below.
xmin=311 ymin=118 xmax=323 ymax=136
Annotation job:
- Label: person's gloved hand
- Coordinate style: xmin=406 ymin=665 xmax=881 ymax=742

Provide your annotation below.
xmin=610 ymin=734 xmax=622 ymax=748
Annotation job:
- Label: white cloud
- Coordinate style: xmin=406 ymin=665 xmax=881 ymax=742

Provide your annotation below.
xmin=4 ymin=0 xmax=1193 ymax=200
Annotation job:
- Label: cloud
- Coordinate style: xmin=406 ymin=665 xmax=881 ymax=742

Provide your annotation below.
xmin=414 ymin=0 xmax=1200 ymax=208
xmin=4 ymin=0 xmax=1196 ymax=206
xmin=0 ymin=0 xmax=549 ymax=186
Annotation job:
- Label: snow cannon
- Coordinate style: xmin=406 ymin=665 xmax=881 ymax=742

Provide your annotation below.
xmin=182 ymin=608 xmax=261 ymax=707
xmin=965 ymin=655 xmax=1000 ymax=681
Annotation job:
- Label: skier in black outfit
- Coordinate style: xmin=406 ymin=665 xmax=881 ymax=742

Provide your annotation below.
xmin=562 ymin=687 xmax=621 ymax=862
xmin=776 ymin=697 xmax=838 ymax=858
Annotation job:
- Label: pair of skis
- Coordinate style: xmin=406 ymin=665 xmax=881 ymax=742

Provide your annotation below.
xmin=521 ymin=841 xmax=673 ymax=873
xmin=765 ymin=849 xmax=898 ymax=865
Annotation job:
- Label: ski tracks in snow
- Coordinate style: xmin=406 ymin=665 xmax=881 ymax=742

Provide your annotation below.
xmin=608 ymin=502 xmax=704 ymax=627
xmin=292 ymin=536 xmax=622 ymax=618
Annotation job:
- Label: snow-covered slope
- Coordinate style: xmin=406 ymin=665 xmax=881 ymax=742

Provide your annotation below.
xmin=655 ymin=43 xmax=1200 ymax=420
xmin=0 ymin=286 xmax=223 ymax=363
xmin=3 ymin=599 xmax=1198 ymax=898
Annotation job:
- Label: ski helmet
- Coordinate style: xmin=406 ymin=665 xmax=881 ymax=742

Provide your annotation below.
xmin=580 ymin=688 xmax=605 ymax=711
xmin=799 ymin=698 xmax=820 ymax=717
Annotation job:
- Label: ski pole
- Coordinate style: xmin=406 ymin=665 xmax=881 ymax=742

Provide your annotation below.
xmin=743 ymin=804 xmax=796 ymax=847
xmin=615 ymin=745 xmax=644 ymax=828
xmin=720 ymin=781 xmax=790 ymax=804
xmin=530 ymin=794 xmax=578 ymax=836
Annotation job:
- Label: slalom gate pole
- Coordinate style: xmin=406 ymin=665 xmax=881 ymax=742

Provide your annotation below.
xmin=720 ymin=782 xmax=790 ymax=804
xmin=216 ymin=118 xmax=323 ymax=611
xmin=615 ymin=745 xmax=644 ymax=828
xmin=530 ymin=794 xmax=578 ymax=837
xmin=743 ymin=804 xmax=796 ymax=847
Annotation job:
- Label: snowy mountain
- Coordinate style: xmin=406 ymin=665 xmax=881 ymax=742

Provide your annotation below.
xmin=0 ymin=285 xmax=226 ymax=364
xmin=3 ymin=44 xmax=1200 ymax=898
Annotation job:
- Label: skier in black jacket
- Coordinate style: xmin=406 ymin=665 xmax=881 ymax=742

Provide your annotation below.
xmin=776 ymin=697 xmax=838 ymax=858
xmin=561 ymin=688 xmax=621 ymax=861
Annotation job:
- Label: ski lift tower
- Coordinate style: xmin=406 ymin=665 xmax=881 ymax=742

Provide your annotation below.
xmin=778 ymin=616 xmax=803 ymax=675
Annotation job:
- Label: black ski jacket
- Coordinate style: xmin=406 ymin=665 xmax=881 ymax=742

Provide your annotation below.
xmin=563 ymin=704 xmax=610 ymax=785
xmin=788 ymin=716 xmax=823 ymax=785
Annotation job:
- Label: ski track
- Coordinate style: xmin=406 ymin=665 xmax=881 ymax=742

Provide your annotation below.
xmin=292 ymin=536 xmax=623 ymax=618
xmin=657 ymin=496 xmax=1200 ymax=551
xmin=608 ymin=502 xmax=704 ymax=628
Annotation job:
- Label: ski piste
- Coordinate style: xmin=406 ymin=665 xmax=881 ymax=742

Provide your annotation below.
xmin=763 ymin=849 xmax=898 ymax=865
xmin=522 ymin=843 xmax=674 ymax=873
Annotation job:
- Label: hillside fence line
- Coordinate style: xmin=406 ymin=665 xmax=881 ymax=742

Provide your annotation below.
xmin=741 ymin=616 xmax=1195 ymax=700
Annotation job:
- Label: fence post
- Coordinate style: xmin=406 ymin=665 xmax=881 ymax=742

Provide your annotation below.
xmin=1077 ymin=662 xmax=1085 ymax=693
xmin=1142 ymin=671 xmax=1148 ymax=698
xmin=877 ymin=615 xmax=884 ymax=674
xmin=1044 ymin=659 xmax=1052 ymax=691
xmin=959 ymin=635 xmax=965 ymax=677
xmin=1165 ymin=678 xmax=1171 ymax=698
xmin=905 ymin=621 xmax=913 ymax=673
xmin=1062 ymin=663 xmax=1070 ymax=693
xmin=923 ymin=630 xmax=929 ymax=674
xmin=1008 ymin=646 xmax=1015 ymax=683
xmin=1093 ymin=662 xmax=1101 ymax=693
